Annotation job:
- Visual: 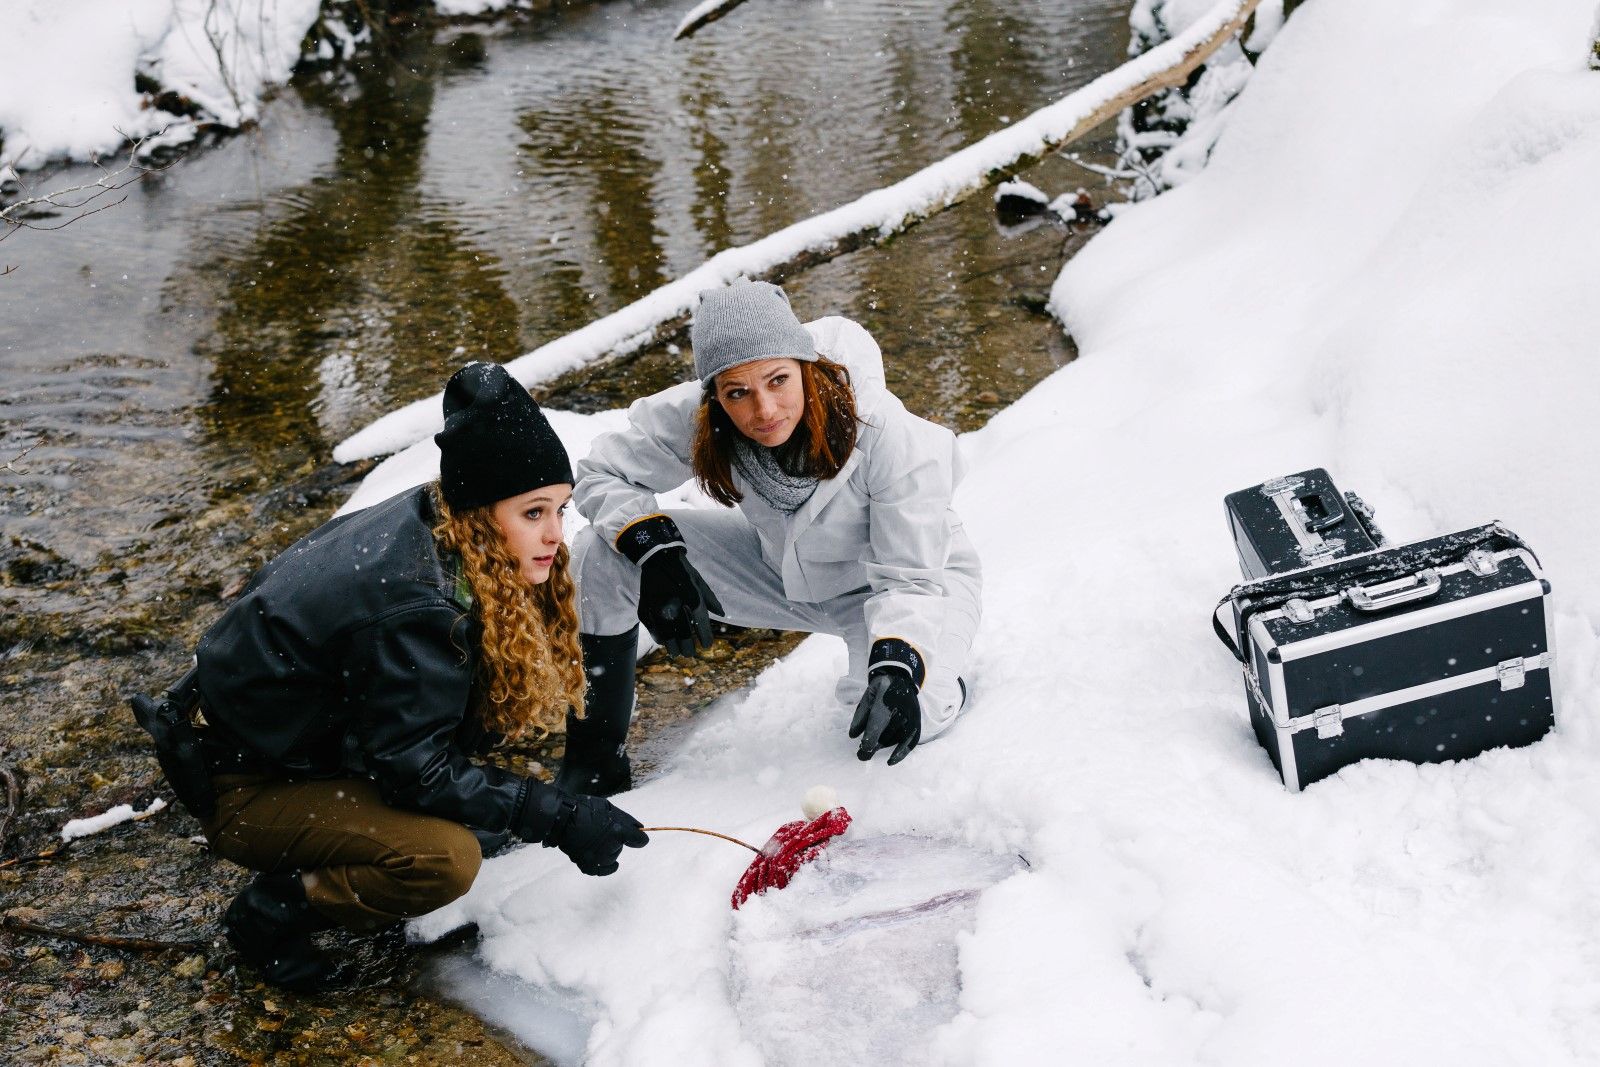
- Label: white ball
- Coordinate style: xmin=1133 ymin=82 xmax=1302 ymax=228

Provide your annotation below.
xmin=802 ymin=785 xmax=839 ymax=820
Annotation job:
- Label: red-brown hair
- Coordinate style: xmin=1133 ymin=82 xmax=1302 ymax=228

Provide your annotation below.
xmin=691 ymin=356 xmax=860 ymax=507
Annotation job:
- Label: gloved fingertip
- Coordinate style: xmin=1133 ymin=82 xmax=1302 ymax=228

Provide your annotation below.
xmin=627 ymin=831 xmax=649 ymax=847
xmin=887 ymin=739 xmax=916 ymax=766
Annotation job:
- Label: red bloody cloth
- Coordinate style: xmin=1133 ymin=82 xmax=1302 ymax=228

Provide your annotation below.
xmin=731 ymin=807 xmax=852 ymax=909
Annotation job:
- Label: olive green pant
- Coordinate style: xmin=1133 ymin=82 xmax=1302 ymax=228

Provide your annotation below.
xmin=201 ymin=774 xmax=483 ymax=933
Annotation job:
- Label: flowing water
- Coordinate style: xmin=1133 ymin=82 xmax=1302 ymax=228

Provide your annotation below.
xmin=2 ymin=0 xmax=1127 ymax=639
xmin=0 ymin=0 xmax=1130 ymax=1059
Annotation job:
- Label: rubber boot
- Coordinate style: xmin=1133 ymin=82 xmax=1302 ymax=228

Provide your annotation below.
xmin=223 ymin=871 xmax=343 ymax=992
xmin=555 ymin=628 xmax=638 ymax=797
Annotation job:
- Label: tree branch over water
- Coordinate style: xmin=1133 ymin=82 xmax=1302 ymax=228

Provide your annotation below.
xmin=0 ymin=132 xmax=171 ymax=246
xmin=338 ymin=0 xmax=1265 ymax=462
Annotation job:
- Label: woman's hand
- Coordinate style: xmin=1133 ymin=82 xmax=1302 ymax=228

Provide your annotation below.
xmin=518 ymin=784 xmax=650 ymax=875
xmin=849 ymin=669 xmax=921 ymax=765
xmin=638 ymin=547 xmax=724 ymax=658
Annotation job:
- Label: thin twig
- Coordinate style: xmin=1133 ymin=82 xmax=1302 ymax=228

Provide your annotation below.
xmin=0 ymin=796 xmax=167 ymax=869
xmin=1 ymin=442 xmax=37 ymax=474
xmin=1060 ymin=151 xmax=1141 ymax=182
xmin=0 ymin=752 xmax=19 ymax=852
xmin=202 ymin=0 xmax=246 ymax=120
xmin=0 ymin=129 xmax=175 ymax=243
xmin=641 ymin=826 xmax=761 ymax=853
xmin=1 ymin=915 xmax=205 ymax=954
xmin=0 ymin=841 xmax=72 ymax=871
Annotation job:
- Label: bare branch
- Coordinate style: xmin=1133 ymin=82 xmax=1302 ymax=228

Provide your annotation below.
xmin=2 ymin=442 xmax=39 ymax=474
xmin=202 ymin=0 xmax=247 ymax=120
xmin=0 ymin=841 xmax=71 ymax=871
xmin=0 ymin=129 xmax=174 ymax=244
xmin=1 ymin=914 xmax=206 ymax=954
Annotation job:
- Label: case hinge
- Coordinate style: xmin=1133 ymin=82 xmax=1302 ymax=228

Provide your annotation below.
xmin=1497 ymin=658 xmax=1526 ymax=691
xmin=1312 ymin=705 xmax=1344 ymax=739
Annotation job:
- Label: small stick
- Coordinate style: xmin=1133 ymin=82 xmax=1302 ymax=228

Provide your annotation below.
xmin=1 ymin=915 xmax=205 ymax=954
xmin=0 ymin=800 xmax=166 ymax=870
xmin=641 ymin=826 xmax=760 ymax=853
xmin=0 ymin=842 xmax=70 ymax=871
xmin=0 ymin=750 xmax=20 ymax=851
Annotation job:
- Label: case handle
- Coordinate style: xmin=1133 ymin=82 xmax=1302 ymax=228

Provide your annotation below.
xmin=1345 ymin=568 xmax=1442 ymax=613
xmin=1297 ymin=491 xmax=1345 ymax=533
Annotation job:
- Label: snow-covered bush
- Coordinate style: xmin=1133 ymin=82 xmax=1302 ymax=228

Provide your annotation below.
xmin=1115 ymin=0 xmax=1291 ymax=199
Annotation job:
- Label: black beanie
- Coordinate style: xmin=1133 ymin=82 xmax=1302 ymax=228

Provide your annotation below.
xmin=434 ymin=363 xmax=573 ymax=511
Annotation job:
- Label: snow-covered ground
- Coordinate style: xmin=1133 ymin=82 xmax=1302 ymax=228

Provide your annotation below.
xmin=367 ymin=0 xmax=1598 ymax=1062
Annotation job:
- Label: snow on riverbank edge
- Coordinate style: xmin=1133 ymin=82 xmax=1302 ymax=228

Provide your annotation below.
xmin=0 ymin=0 xmax=532 ymax=173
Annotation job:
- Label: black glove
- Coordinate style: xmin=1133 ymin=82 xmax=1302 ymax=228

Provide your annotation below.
xmin=638 ymin=547 xmax=724 ymax=658
xmin=617 ymin=515 xmax=724 ymax=658
xmin=849 ymin=669 xmax=922 ymax=765
xmin=517 ymin=783 xmax=649 ymax=876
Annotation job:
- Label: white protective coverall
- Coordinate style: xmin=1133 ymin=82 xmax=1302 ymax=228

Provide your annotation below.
xmin=571 ymin=316 xmax=982 ymax=741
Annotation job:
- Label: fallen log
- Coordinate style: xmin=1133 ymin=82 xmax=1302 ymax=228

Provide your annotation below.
xmin=674 ymin=0 xmax=753 ymax=41
xmin=335 ymin=0 xmax=1264 ymax=463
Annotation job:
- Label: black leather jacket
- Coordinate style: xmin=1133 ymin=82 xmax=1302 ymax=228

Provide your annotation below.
xmin=195 ymin=485 xmax=533 ymax=835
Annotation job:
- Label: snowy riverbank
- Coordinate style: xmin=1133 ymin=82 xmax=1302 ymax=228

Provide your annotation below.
xmin=364 ymin=0 xmax=1599 ymax=1063
xmin=0 ymin=0 xmax=530 ymax=172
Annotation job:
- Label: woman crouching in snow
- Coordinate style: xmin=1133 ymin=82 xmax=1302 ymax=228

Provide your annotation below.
xmin=192 ymin=364 xmax=648 ymax=991
xmin=557 ymin=280 xmax=982 ymax=796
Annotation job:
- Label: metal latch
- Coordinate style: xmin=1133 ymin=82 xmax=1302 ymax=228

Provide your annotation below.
xmin=1313 ymin=705 xmax=1344 ymax=739
xmin=1283 ymin=598 xmax=1315 ymax=624
xmin=1301 ymin=537 xmax=1344 ymax=564
xmin=1497 ymin=658 xmax=1526 ymax=691
xmin=1466 ymin=549 xmax=1500 ymax=577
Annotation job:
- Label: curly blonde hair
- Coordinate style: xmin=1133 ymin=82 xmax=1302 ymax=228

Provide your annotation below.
xmin=431 ymin=485 xmax=585 ymax=741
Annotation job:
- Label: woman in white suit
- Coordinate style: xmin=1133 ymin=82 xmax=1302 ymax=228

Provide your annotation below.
xmin=556 ymin=280 xmax=982 ymax=794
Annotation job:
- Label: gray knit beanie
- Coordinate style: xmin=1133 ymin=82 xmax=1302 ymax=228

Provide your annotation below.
xmin=690 ymin=280 xmax=817 ymax=384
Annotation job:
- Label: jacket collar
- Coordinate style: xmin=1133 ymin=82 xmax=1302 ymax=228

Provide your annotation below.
xmin=787 ymin=444 xmax=864 ymax=536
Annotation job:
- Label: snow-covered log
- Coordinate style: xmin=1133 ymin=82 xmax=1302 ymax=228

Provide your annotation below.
xmin=335 ymin=0 xmax=1265 ymax=463
xmin=674 ymin=0 xmax=752 ymax=41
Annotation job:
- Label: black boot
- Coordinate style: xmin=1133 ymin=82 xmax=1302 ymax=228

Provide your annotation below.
xmin=555 ymin=628 xmax=638 ymax=797
xmin=223 ymin=871 xmax=343 ymax=992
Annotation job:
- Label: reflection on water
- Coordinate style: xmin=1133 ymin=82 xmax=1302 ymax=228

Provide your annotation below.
xmin=0 ymin=0 xmax=1126 ymax=644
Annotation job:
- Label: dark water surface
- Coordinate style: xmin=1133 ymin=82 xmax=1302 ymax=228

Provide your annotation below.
xmin=2 ymin=0 xmax=1126 ymax=638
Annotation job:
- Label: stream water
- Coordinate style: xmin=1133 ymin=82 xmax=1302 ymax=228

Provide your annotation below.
xmin=2 ymin=0 xmax=1127 ymax=635
xmin=1 ymin=0 xmax=1130 ymax=1059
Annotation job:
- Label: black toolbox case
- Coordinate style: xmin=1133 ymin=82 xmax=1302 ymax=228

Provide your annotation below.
xmin=1216 ymin=480 xmax=1557 ymax=791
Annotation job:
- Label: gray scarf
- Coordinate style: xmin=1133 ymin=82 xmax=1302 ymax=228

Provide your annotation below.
xmin=733 ymin=438 xmax=819 ymax=514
